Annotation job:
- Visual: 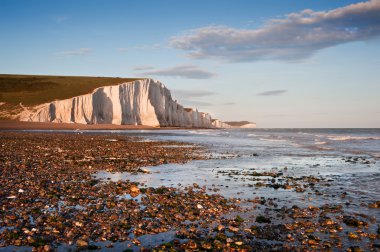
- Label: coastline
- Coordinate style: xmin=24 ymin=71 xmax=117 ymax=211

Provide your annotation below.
xmin=0 ymin=130 xmax=379 ymax=251
xmin=0 ymin=132 xmax=233 ymax=251
xmin=0 ymin=120 xmax=211 ymax=131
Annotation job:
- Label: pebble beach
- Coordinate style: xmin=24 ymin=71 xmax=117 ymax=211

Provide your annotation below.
xmin=1 ymin=129 xmax=379 ymax=251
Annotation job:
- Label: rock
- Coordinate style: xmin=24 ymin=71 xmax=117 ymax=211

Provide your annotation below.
xmin=308 ymin=239 xmax=319 ymax=246
xmin=187 ymin=240 xmax=197 ymax=249
xmin=343 ymin=216 xmax=363 ymax=227
xmin=256 ymin=215 xmax=271 ymax=223
xmin=226 ymin=238 xmax=233 ymax=243
xmin=349 ymin=246 xmax=364 ymax=252
xmin=76 ymin=239 xmax=88 ymax=247
xmin=321 ymin=218 xmax=335 ymax=226
xmin=141 ymin=168 xmax=151 ymax=174
xmin=348 ymin=232 xmax=360 ymax=239
xmin=217 ymin=225 xmax=225 ymax=231
xmin=131 ymin=239 xmax=141 ymax=245
xmin=129 ymin=185 xmax=140 ymax=197
xmin=228 ymin=226 xmax=239 ymax=232
xmin=201 ymin=242 xmax=212 ymax=250
xmin=74 ymin=221 xmax=83 ymax=227
xmin=368 ymin=201 xmax=380 ymax=208
xmin=43 ymin=245 xmax=52 ymax=251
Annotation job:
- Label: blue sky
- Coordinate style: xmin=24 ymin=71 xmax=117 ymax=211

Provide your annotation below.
xmin=1 ymin=0 xmax=379 ymax=127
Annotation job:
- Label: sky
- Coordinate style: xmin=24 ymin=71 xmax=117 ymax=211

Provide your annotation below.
xmin=1 ymin=0 xmax=379 ymax=128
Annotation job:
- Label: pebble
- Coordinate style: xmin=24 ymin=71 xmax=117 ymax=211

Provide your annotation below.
xmin=76 ymin=239 xmax=88 ymax=247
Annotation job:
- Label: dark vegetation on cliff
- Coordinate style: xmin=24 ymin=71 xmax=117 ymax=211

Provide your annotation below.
xmin=0 ymin=74 xmax=141 ymax=106
xmin=0 ymin=74 xmax=141 ymax=119
xmin=224 ymin=121 xmax=252 ymax=127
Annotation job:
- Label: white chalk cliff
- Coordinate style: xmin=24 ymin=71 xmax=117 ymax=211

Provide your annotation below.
xmin=19 ymin=79 xmax=226 ymax=128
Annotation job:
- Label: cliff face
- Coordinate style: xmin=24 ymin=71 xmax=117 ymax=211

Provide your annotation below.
xmin=212 ymin=119 xmax=233 ymax=128
xmin=19 ymin=79 xmax=217 ymax=128
xmin=223 ymin=121 xmax=256 ymax=128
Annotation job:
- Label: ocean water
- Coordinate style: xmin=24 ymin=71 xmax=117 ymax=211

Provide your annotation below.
xmin=94 ymin=128 xmax=380 ymax=208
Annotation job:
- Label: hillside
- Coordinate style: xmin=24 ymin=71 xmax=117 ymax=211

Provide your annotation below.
xmin=224 ymin=121 xmax=252 ymax=127
xmin=0 ymin=74 xmax=141 ymax=119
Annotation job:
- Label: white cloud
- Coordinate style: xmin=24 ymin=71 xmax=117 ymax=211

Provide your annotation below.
xmin=257 ymin=90 xmax=288 ymax=96
xmin=133 ymin=66 xmax=155 ymax=71
xmin=138 ymin=65 xmax=216 ymax=79
xmin=222 ymin=102 xmax=236 ymax=106
xmin=172 ymin=89 xmax=216 ymax=98
xmin=170 ymin=0 xmax=380 ymax=62
xmin=56 ymin=48 xmax=92 ymax=56
xmin=182 ymin=100 xmax=213 ymax=107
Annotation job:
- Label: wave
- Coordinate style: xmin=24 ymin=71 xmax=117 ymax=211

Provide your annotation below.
xmin=258 ymin=138 xmax=286 ymax=142
xmin=187 ymin=130 xmax=223 ymax=136
xmin=314 ymin=140 xmax=327 ymax=145
xmin=327 ymin=136 xmax=380 ymax=141
xmin=248 ymin=133 xmax=258 ymax=137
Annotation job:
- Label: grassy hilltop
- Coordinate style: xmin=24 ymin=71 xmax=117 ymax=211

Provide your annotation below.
xmin=224 ymin=121 xmax=252 ymax=127
xmin=0 ymin=74 xmax=141 ymax=119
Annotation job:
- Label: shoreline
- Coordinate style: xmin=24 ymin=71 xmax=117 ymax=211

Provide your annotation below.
xmin=0 ymin=131 xmax=379 ymax=251
xmin=0 ymin=120 xmax=212 ymax=131
xmin=0 ymin=132 xmax=230 ymax=251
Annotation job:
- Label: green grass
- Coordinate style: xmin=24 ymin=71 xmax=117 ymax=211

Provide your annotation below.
xmin=0 ymin=74 xmax=142 ymax=106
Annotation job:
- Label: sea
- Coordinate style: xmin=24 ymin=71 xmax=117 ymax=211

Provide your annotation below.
xmin=94 ymin=128 xmax=380 ymax=201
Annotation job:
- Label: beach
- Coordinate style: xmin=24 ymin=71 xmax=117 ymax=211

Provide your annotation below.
xmin=0 ymin=129 xmax=379 ymax=251
xmin=0 ymin=121 xmax=158 ymax=131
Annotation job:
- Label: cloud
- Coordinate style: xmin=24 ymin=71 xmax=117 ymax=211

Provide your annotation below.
xmin=222 ymin=102 xmax=236 ymax=105
xmin=133 ymin=66 xmax=155 ymax=71
xmin=170 ymin=89 xmax=216 ymax=108
xmin=257 ymin=90 xmax=288 ymax=96
xmin=261 ymin=113 xmax=295 ymax=117
xmin=56 ymin=48 xmax=92 ymax=56
xmin=170 ymin=0 xmax=380 ymax=62
xmin=182 ymin=100 xmax=213 ymax=107
xmin=172 ymin=89 xmax=216 ymax=98
xmin=138 ymin=65 xmax=216 ymax=79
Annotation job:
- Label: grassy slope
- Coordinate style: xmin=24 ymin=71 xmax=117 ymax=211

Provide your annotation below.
xmin=0 ymin=74 xmax=142 ymax=106
xmin=0 ymin=74 xmax=142 ymax=119
xmin=224 ymin=121 xmax=252 ymax=126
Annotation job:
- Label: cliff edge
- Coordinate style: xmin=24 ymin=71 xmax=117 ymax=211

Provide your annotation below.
xmin=18 ymin=78 xmax=225 ymax=128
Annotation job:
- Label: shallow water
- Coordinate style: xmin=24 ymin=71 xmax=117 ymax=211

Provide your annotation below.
xmin=93 ymin=128 xmax=379 ymax=203
xmin=93 ymin=128 xmax=380 ymax=249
